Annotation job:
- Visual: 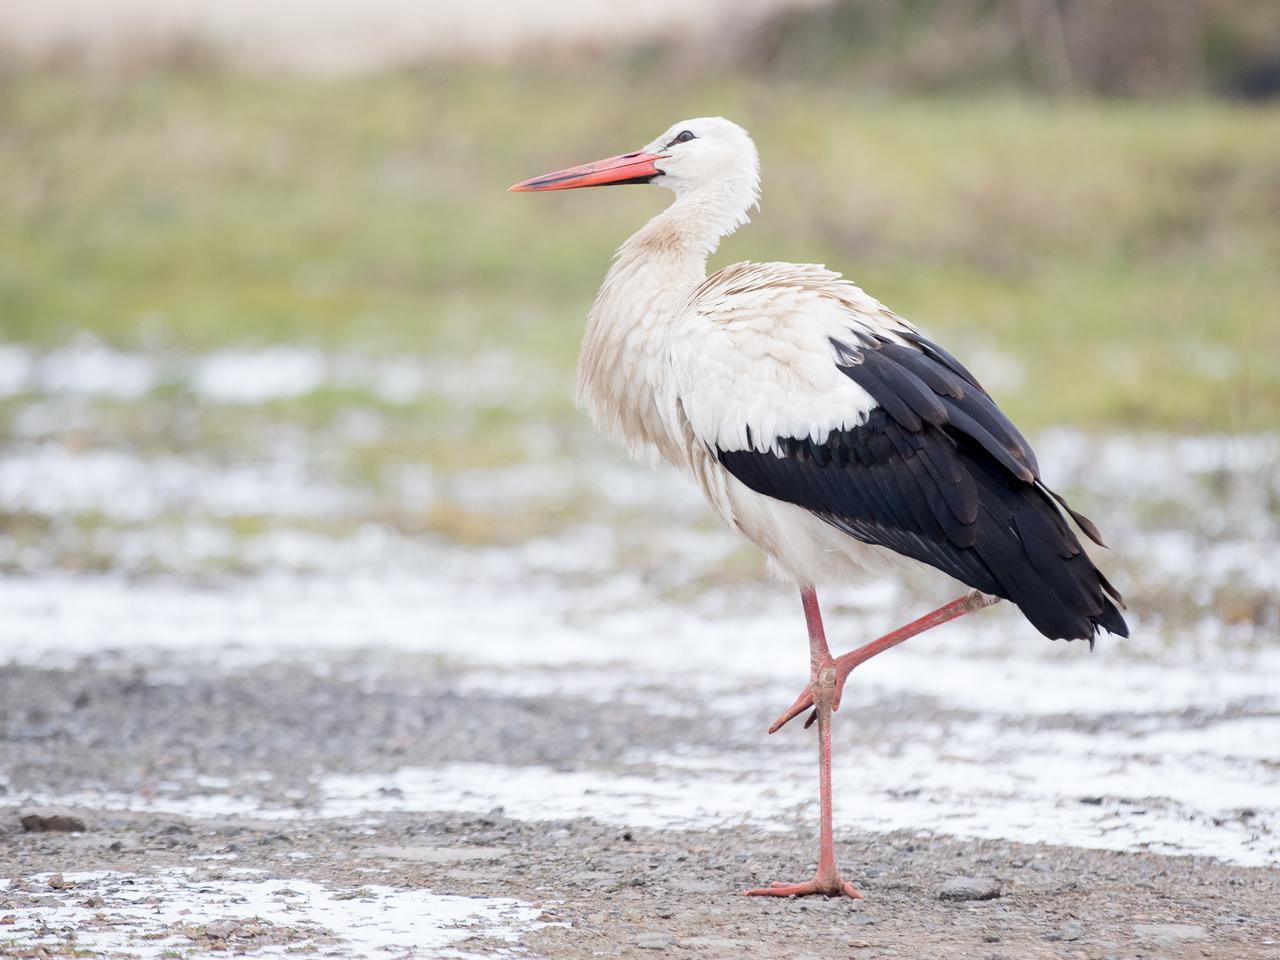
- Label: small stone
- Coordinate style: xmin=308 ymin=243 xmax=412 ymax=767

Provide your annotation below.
xmin=632 ymin=932 xmax=675 ymax=950
xmin=937 ymin=876 xmax=1001 ymax=901
xmin=108 ymin=840 xmax=124 ymax=852
xmin=1060 ymin=919 xmax=1085 ymax=941
xmin=848 ymin=939 xmax=872 ymax=949
xmin=204 ymin=922 xmax=236 ymax=940
xmin=20 ymin=813 xmax=86 ymax=833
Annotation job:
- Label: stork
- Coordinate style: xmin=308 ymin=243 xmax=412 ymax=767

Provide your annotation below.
xmin=510 ymin=118 xmax=1127 ymax=899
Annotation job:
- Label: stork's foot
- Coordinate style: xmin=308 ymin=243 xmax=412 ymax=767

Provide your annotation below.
xmin=745 ymin=873 xmax=864 ymax=899
xmin=768 ymin=659 xmax=852 ymax=734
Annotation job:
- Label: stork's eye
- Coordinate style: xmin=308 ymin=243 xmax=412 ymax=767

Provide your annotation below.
xmin=670 ymin=130 xmax=695 ymax=145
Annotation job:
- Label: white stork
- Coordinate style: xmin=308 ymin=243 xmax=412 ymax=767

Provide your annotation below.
xmin=510 ymin=117 xmax=1127 ymax=899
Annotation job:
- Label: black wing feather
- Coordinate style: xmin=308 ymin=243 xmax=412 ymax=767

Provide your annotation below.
xmin=718 ymin=333 xmax=1127 ymax=642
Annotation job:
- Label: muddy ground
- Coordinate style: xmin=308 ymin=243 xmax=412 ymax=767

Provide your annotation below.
xmin=2 ymin=655 xmax=1278 ymax=959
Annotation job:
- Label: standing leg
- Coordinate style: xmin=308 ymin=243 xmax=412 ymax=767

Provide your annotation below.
xmin=745 ymin=586 xmax=863 ymax=899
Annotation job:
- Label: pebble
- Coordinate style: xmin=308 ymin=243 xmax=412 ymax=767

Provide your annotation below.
xmin=20 ymin=812 xmax=86 ymax=833
xmin=1059 ymin=919 xmax=1084 ymax=941
xmin=937 ymin=876 xmax=1001 ymax=901
xmin=847 ymin=939 xmax=872 ymax=949
xmin=204 ymin=922 xmax=236 ymax=941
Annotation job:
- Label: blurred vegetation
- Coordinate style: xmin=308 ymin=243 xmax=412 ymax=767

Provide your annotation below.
xmin=1 ymin=58 xmax=1278 ymax=433
xmin=736 ymin=0 xmax=1280 ymax=99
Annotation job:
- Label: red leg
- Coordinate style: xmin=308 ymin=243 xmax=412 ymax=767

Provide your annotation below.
xmin=746 ymin=587 xmax=863 ymax=899
xmin=769 ymin=590 xmax=1000 ymax=735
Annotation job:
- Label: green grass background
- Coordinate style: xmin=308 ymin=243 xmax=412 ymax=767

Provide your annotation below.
xmin=2 ymin=68 xmax=1278 ymax=432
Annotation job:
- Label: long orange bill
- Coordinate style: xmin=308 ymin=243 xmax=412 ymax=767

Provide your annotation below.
xmin=509 ymin=151 xmax=663 ymax=192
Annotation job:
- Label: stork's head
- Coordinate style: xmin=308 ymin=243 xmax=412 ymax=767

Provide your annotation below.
xmin=509 ymin=117 xmax=760 ymax=206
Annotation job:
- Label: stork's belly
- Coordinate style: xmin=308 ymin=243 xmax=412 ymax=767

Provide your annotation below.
xmin=690 ymin=452 xmax=907 ymax=586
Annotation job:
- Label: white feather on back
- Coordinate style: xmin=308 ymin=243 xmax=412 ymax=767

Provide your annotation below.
xmin=667 ymin=261 xmax=912 ymax=455
xmin=651 ymin=260 xmax=948 ymax=586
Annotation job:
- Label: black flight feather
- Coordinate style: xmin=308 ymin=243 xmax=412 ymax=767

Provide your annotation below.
xmin=718 ymin=333 xmax=1128 ymax=642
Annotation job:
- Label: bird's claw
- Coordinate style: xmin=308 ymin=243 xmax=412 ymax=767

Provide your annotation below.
xmin=768 ymin=658 xmax=851 ymax=734
xmin=767 ymin=690 xmax=815 ymax=734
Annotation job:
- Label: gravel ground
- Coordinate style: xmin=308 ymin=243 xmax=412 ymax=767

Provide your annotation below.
xmin=2 ymin=655 xmax=1278 ymax=959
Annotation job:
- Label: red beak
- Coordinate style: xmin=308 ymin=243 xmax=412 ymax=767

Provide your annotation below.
xmin=509 ymin=151 xmax=663 ymax=192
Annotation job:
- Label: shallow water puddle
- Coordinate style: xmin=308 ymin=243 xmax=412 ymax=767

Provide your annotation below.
xmin=28 ymin=703 xmax=1279 ymax=868
xmin=0 ymin=443 xmax=369 ymax=521
xmin=316 ymin=714 xmax=1280 ymax=867
xmin=0 ymin=340 xmax=548 ymax=407
xmin=4 ymin=570 xmax=1278 ymax=707
xmin=0 ymin=870 xmax=549 ymax=958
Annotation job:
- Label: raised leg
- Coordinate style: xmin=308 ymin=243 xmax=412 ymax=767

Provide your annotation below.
xmin=745 ymin=586 xmax=863 ymax=899
xmin=769 ymin=590 xmax=1000 ymax=735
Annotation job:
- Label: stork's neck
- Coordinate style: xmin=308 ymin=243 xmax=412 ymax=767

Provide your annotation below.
xmin=627 ymin=181 xmax=756 ymax=263
xmin=577 ymin=184 xmax=755 ymax=463
xmin=605 ymin=182 xmax=758 ymax=316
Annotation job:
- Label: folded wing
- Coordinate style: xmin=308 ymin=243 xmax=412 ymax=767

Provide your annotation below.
xmin=676 ymin=263 xmax=1127 ymax=642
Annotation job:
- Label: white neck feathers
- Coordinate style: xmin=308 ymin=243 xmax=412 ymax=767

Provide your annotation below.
xmin=575 ymin=175 xmax=758 ymax=462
